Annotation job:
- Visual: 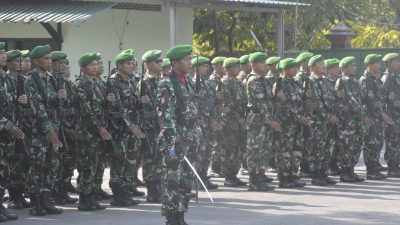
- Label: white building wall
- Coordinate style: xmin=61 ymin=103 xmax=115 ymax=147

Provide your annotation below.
xmin=0 ymin=0 xmax=193 ymax=77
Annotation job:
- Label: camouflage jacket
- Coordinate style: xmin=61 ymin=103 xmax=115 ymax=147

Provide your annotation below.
xmin=237 ymin=70 xmax=247 ymax=82
xmin=157 ymin=70 xmax=199 ymax=145
xmin=24 ymin=70 xmax=58 ymax=136
xmin=382 ymin=71 xmax=400 ymax=117
xmin=0 ymin=71 xmax=15 ymax=137
xmin=276 ymin=76 xmax=304 ymax=123
xmin=308 ymin=74 xmax=336 ymax=122
xmin=193 ymin=75 xmax=217 ymax=126
xmin=136 ymin=74 xmax=160 ymax=129
xmin=359 ymin=71 xmax=384 ymax=118
xmin=335 ymin=75 xmax=366 ymax=120
xmin=220 ymin=76 xmax=247 ymax=130
xmin=247 ymin=73 xmax=275 ymax=124
xmin=266 ymin=72 xmax=279 ymax=86
xmin=294 ymin=69 xmax=310 ymax=83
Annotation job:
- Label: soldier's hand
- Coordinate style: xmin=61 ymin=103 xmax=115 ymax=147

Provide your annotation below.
xmin=270 ymin=121 xmax=282 ymax=132
xmin=130 ymin=126 xmax=145 ymax=138
xmin=64 ymin=128 xmax=77 ymax=140
xmin=57 ymin=89 xmax=67 ymax=99
xmin=337 ymin=91 xmax=344 ymax=98
xmin=238 ymin=118 xmax=246 ymax=129
xmin=276 ymin=91 xmax=284 ymax=98
xmin=329 ymin=115 xmax=339 ymax=125
xmin=381 ymin=112 xmax=395 ymax=125
xmin=363 ymin=117 xmax=374 ymax=127
xmin=107 ymin=93 xmax=116 ymax=102
xmin=211 ymin=121 xmax=222 ymax=130
xmin=305 ymin=90 xmax=312 ymax=98
xmin=298 ymin=116 xmax=310 ymax=126
xmin=48 ymin=130 xmax=63 ymax=148
xmin=99 ymin=127 xmax=112 ymax=140
xmin=8 ymin=126 xmax=25 ymax=139
xmin=141 ymin=95 xmax=150 ymax=104
xmin=17 ymin=94 xmax=28 ymax=104
xmin=389 ymin=92 xmax=396 ymax=100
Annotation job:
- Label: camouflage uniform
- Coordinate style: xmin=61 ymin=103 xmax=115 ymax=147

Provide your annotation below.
xmin=382 ymin=71 xmax=400 ymax=173
xmin=307 ymin=75 xmax=337 ymax=177
xmin=359 ymin=72 xmax=385 ymax=175
xmin=325 ymin=76 xmax=340 ymax=173
xmin=246 ymin=73 xmax=275 ymax=175
xmin=137 ymin=74 xmax=162 ymax=199
xmin=220 ymin=76 xmax=247 ymax=180
xmin=335 ymin=75 xmax=365 ymax=170
xmin=275 ymin=77 xmax=304 ymax=181
xmin=266 ymin=72 xmax=280 ymax=169
xmin=157 ymin=71 xmax=202 ymax=215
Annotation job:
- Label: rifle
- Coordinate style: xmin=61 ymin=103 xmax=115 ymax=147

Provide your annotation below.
xmin=302 ymin=77 xmax=311 ymax=137
xmin=138 ymin=61 xmax=152 ymax=153
xmin=54 ymin=60 xmax=69 ymax=153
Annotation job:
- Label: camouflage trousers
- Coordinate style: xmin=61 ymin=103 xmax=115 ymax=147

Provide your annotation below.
xmin=210 ymin=130 xmax=223 ymax=174
xmin=246 ymin=116 xmax=271 ymax=175
xmin=306 ymin=119 xmax=330 ymax=174
xmin=109 ymin=135 xmax=141 ymax=188
xmin=326 ymin=124 xmax=339 ymax=167
xmin=337 ymin=117 xmax=363 ymax=168
xmin=363 ymin=116 xmax=384 ymax=172
xmin=76 ymin=139 xmax=101 ymax=195
xmin=238 ymin=129 xmax=248 ymax=169
xmin=94 ymin=150 xmax=106 ymax=192
xmin=197 ymin=126 xmax=214 ymax=178
xmin=5 ymin=138 xmax=30 ymax=190
xmin=0 ymin=142 xmax=11 ymax=201
xmin=141 ymin=128 xmax=162 ymax=183
xmin=55 ymin=137 xmax=77 ymax=193
xmin=275 ymin=122 xmax=302 ymax=177
xmin=299 ymin=125 xmax=311 ymax=172
xmin=384 ymin=118 xmax=400 ymax=168
xmin=221 ymin=127 xmax=242 ymax=177
xmin=28 ymin=137 xmax=59 ymax=194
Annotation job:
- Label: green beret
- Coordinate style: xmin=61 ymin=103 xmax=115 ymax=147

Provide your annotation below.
xmin=308 ymin=55 xmax=323 ymax=67
xmin=382 ymin=53 xmax=400 ymax=62
xmin=266 ymin=56 xmax=280 ymax=65
xmin=239 ymin=55 xmax=250 ymax=64
xmin=31 ymin=45 xmax=51 ymax=59
xmin=78 ymin=53 xmax=98 ymax=67
xmin=339 ymin=56 xmax=356 ymax=68
xmin=21 ymin=50 xmax=30 ymax=58
xmin=51 ymin=51 xmax=67 ymax=62
xmin=142 ymin=50 xmax=162 ymax=62
xmin=114 ymin=49 xmax=134 ymax=64
xmin=162 ymin=59 xmax=171 ymax=67
xmin=95 ymin=53 xmax=102 ymax=61
xmin=296 ymin=51 xmax=313 ymax=63
xmin=192 ymin=56 xmax=210 ymax=67
xmin=165 ymin=45 xmax=192 ymax=60
xmin=324 ymin=58 xmax=340 ymax=69
xmin=0 ymin=42 xmax=5 ymax=50
xmin=279 ymin=58 xmax=298 ymax=70
xmin=364 ymin=54 xmax=381 ymax=65
xmin=223 ymin=57 xmax=240 ymax=68
xmin=249 ymin=52 xmax=268 ymax=63
xmin=6 ymin=50 xmax=21 ymax=61
xmin=211 ymin=56 xmax=226 ymax=64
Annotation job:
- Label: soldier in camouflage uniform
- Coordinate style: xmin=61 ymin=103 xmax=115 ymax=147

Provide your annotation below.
xmin=161 ymin=59 xmax=171 ymax=79
xmin=220 ymin=58 xmax=248 ymax=188
xmin=209 ymin=56 xmax=226 ymax=178
xmin=73 ymin=53 xmax=109 ymax=211
xmin=191 ymin=56 xmax=219 ymax=190
xmin=306 ymin=55 xmax=337 ymax=186
xmin=157 ymin=45 xmax=202 ymax=225
xmin=107 ymin=50 xmax=145 ymax=206
xmin=21 ymin=50 xmax=31 ymax=78
xmin=360 ymin=54 xmax=393 ymax=180
xmin=0 ymin=42 xmax=20 ymax=222
xmin=24 ymin=45 xmax=64 ymax=215
xmin=294 ymin=52 xmax=313 ymax=177
xmin=335 ymin=57 xmax=366 ymax=183
xmin=246 ymin=52 xmax=277 ymax=191
xmin=274 ymin=58 xmax=308 ymax=188
xmin=2 ymin=50 xmax=31 ymax=210
xmin=381 ymin=53 xmax=400 ymax=177
xmin=137 ymin=50 xmax=164 ymax=202
xmin=48 ymin=51 xmax=79 ymax=205
xmin=237 ymin=55 xmax=251 ymax=82
xmin=324 ymin=58 xmax=341 ymax=176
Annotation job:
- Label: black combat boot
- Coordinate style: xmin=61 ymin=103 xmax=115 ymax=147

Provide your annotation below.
xmin=321 ymin=169 xmax=337 ymax=185
xmin=127 ymin=183 xmax=145 ymax=197
xmin=311 ymin=171 xmax=328 ymax=186
xmin=67 ymin=181 xmax=77 ymax=193
xmin=224 ymin=174 xmax=240 ymax=187
xmin=232 ymin=176 xmax=247 ymax=186
xmin=258 ymin=171 xmax=273 ymax=183
xmin=366 ymin=165 xmax=386 ymax=180
xmin=350 ymin=167 xmax=365 ymax=182
xmin=122 ymin=186 xmax=140 ymax=206
xmin=97 ymin=188 xmax=112 ymax=200
xmin=61 ymin=185 xmax=78 ymax=204
xmin=165 ymin=213 xmax=178 ymax=225
xmin=248 ymin=174 xmax=274 ymax=191
xmin=40 ymin=191 xmax=63 ymax=214
xmin=78 ymin=194 xmax=96 ymax=211
xmin=133 ymin=177 xmax=145 ymax=187
xmin=290 ymin=175 xmax=306 ymax=187
xmin=29 ymin=194 xmax=47 ymax=216
xmin=299 ymin=161 xmax=312 ymax=178
xmin=7 ymin=187 xmax=24 ymax=209
xmin=278 ymin=175 xmax=296 ymax=188
xmin=177 ymin=212 xmax=189 ymax=225
xmin=52 ymin=188 xmax=67 ymax=205
xmin=0 ymin=204 xmax=18 ymax=221
xmin=89 ymin=192 xmax=106 ymax=210
xmin=340 ymin=167 xmax=356 ymax=182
